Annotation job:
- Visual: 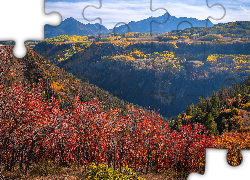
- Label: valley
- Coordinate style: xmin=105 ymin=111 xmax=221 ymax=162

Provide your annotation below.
xmin=1 ymin=14 xmax=250 ymax=180
xmin=30 ymin=21 xmax=250 ymax=119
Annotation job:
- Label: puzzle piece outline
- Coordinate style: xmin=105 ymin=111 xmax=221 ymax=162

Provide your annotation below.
xmin=77 ymin=0 xmax=229 ymax=116
xmin=188 ymin=149 xmax=250 ymax=180
xmin=0 ymin=0 xmax=62 ymax=58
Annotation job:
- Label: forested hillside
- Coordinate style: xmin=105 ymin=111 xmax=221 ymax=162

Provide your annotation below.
xmin=170 ymin=21 xmax=250 ymax=40
xmin=2 ymin=20 xmax=250 ymax=180
xmin=0 ymin=45 xmax=214 ymax=179
xmin=171 ymin=76 xmax=250 ymax=135
xmin=32 ymin=21 xmax=250 ymax=118
xmin=1 ymin=42 xmax=250 ymax=179
xmin=0 ymin=45 xmax=149 ymax=116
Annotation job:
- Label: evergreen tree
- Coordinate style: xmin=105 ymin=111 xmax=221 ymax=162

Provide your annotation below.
xmin=192 ymin=107 xmax=204 ymax=124
xmin=205 ymin=113 xmax=219 ymax=135
xmin=186 ymin=104 xmax=193 ymax=116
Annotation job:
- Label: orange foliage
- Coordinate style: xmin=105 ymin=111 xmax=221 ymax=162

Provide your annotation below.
xmin=51 ymin=81 xmax=65 ymax=92
xmin=215 ymin=131 xmax=250 ymax=166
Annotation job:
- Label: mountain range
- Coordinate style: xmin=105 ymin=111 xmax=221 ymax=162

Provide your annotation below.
xmin=45 ymin=17 xmax=110 ymax=38
xmin=45 ymin=12 xmax=214 ymax=38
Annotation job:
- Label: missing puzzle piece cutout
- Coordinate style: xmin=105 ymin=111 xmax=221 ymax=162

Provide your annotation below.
xmin=0 ymin=0 xmax=61 ymax=58
xmin=188 ymin=149 xmax=250 ymax=180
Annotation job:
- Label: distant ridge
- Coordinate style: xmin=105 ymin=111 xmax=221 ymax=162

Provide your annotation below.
xmin=45 ymin=13 xmax=214 ymax=38
xmin=112 ymin=12 xmax=214 ymax=34
xmin=45 ymin=17 xmax=110 ymax=38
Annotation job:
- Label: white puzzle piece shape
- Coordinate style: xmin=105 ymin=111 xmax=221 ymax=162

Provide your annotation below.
xmin=188 ymin=149 xmax=250 ymax=180
xmin=0 ymin=0 xmax=61 ymax=58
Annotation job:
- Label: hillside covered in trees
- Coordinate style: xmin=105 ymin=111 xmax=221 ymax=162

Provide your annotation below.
xmin=1 ymin=20 xmax=250 ymax=180
xmin=31 ymin=21 xmax=250 ymax=118
xmin=1 ymin=36 xmax=250 ymax=179
xmin=1 ymin=44 xmax=250 ymax=180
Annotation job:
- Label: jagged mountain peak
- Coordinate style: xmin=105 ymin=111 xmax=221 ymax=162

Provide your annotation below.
xmin=45 ymin=14 xmax=214 ymax=38
xmin=45 ymin=17 xmax=110 ymax=39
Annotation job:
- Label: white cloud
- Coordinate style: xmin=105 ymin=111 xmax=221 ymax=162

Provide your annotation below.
xmin=45 ymin=0 xmax=250 ymax=29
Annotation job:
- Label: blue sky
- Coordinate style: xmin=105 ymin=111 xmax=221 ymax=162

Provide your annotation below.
xmin=45 ymin=0 xmax=250 ymax=29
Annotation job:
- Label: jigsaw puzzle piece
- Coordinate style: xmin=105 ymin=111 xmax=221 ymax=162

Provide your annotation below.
xmin=118 ymin=75 xmax=177 ymax=115
xmin=83 ymin=0 xmax=169 ymax=34
xmin=182 ymin=57 xmax=206 ymax=110
xmin=188 ymin=149 xmax=250 ymax=180
xmin=96 ymin=59 xmax=122 ymax=92
xmin=120 ymin=75 xmax=140 ymax=100
xmin=83 ymin=1 xmax=135 ymax=92
xmin=134 ymin=62 xmax=176 ymax=116
xmin=93 ymin=21 xmax=141 ymax=98
xmin=82 ymin=0 xmax=170 ymax=108
xmin=0 ymin=0 xmax=61 ymax=58
xmin=148 ymin=0 xmax=224 ymax=116
xmin=206 ymin=0 xmax=226 ymax=21
xmin=149 ymin=0 xmax=170 ymax=34
xmin=116 ymin=0 xmax=171 ymax=113
xmin=59 ymin=0 xmax=228 ymax=120
xmin=82 ymin=0 xmax=102 ymax=25
xmin=172 ymin=0 xmax=227 ymax=115
xmin=228 ymin=21 xmax=249 ymax=41
xmin=174 ymin=79 xmax=206 ymax=115
xmin=151 ymin=77 xmax=177 ymax=116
